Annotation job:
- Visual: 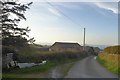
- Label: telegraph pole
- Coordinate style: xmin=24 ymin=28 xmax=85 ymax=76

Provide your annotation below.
xmin=83 ymin=28 xmax=86 ymax=51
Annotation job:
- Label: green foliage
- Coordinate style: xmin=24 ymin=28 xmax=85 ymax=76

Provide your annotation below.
xmin=2 ymin=46 xmax=14 ymax=55
xmin=97 ymin=56 xmax=119 ymax=75
xmin=31 ymin=44 xmax=43 ymax=47
xmin=1 ymin=0 xmax=33 ymax=39
xmin=17 ymin=50 xmax=87 ymax=63
xmin=104 ymin=45 xmax=120 ymax=54
xmin=2 ymin=74 xmax=21 ymax=78
xmin=3 ymin=47 xmax=87 ymax=78
xmin=3 ymin=55 xmax=86 ymax=78
xmin=97 ymin=45 xmax=120 ymax=75
xmin=3 ymin=36 xmax=28 ymax=47
xmin=97 ymin=56 xmax=105 ymax=65
xmin=3 ymin=61 xmax=55 ymax=74
xmin=0 ymin=0 xmax=35 ymax=54
xmin=59 ymin=59 xmax=80 ymax=77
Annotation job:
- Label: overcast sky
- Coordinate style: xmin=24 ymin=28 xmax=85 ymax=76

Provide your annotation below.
xmin=18 ymin=0 xmax=118 ymax=46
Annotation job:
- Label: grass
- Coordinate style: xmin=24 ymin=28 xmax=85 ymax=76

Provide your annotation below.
xmin=97 ymin=45 xmax=120 ymax=76
xmin=3 ymin=61 xmax=56 ymax=74
xmin=97 ymin=56 xmax=120 ymax=75
xmin=97 ymin=56 xmax=106 ymax=65
xmin=3 ymin=61 xmax=56 ymax=78
xmin=2 ymin=74 xmax=22 ymax=78
xmin=3 ymin=57 xmax=86 ymax=78
xmin=53 ymin=57 xmax=85 ymax=77
xmin=59 ymin=61 xmax=75 ymax=77
xmin=0 ymin=74 xmax=2 ymax=79
xmin=3 ymin=46 xmax=88 ymax=78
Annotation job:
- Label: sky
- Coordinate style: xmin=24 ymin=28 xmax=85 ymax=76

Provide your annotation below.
xmin=18 ymin=0 xmax=118 ymax=46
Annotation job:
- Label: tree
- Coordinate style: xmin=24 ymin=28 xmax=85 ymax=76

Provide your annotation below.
xmin=0 ymin=0 xmax=35 ymax=54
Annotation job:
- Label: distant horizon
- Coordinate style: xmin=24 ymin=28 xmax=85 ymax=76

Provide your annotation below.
xmin=35 ymin=41 xmax=117 ymax=46
xmin=35 ymin=42 xmax=118 ymax=49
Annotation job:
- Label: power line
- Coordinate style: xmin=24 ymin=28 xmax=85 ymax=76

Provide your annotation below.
xmin=46 ymin=1 xmax=84 ymax=29
xmin=46 ymin=1 xmax=86 ymax=48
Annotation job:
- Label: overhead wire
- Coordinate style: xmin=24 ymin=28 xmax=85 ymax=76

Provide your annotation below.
xmin=46 ymin=1 xmax=84 ymax=29
xmin=45 ymin=1 xmax=86 ymax=47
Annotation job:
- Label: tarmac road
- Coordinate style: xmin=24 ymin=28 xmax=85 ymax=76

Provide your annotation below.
xmin=65 ymin=56 xmax=118 ymax=78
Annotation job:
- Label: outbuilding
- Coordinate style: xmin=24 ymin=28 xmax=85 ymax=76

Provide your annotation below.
xmin=49 ymin=42 xmax=83 ymax=52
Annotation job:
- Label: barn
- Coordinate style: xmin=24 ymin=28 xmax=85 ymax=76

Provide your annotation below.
xmin=49 ymin=42 xmax=83 ymax=52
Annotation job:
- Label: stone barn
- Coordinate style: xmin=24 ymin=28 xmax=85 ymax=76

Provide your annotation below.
xmin=49 ymin=42 xmax=83 ymax=52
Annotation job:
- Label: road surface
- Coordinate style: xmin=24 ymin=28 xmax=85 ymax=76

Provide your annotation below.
xmin=65 ymin=56 xmax=118 ymax=78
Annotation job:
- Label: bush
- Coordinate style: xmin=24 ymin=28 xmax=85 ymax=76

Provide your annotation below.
xmin=104 ymin=45 xmax=120 ymax=54
xmin=17 ymin=50 xmax=87 ymax=63
xmin=2 ymin=46 xmax=15 ymax=55
xmin=98 ymin=45 xmax=120 ymax=75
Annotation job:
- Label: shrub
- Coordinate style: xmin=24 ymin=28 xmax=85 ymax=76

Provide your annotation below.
xmin=104 ymin=45 xmax=120 ymax=54
xmin=98 ymin=45 xmax=120 ymax=75
xmin=17 ymin=50 xmax=87 ymax=63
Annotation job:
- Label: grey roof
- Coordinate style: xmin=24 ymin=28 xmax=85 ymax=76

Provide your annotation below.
xmin=52 ymin=42 xmax=81 ymax=48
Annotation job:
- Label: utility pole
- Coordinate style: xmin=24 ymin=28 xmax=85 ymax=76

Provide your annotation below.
xmin=83 ymin=28 xmax=86 ymax=51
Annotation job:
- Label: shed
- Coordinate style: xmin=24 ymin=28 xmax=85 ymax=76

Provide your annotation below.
xmin=49 ymin=42 xmax=82 ymax=52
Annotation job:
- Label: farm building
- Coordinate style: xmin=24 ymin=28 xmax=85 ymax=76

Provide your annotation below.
xmin=49 ymin=42 xmax=83 ymax=52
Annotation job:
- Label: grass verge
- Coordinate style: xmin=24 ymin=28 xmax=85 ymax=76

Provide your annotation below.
xmin=3 ymin=61 xmax=55 ymax=74
xmin=3 ymin=57 xmax=86 ymax=78
xmin=2 ymin=61 xmax=56 ymax=78
xmin=59 ymin=62 xmax=75 ymax=77
xmin=97 ymin=56 xmax=120 ymax=76
xmin=56 ymin=57 xmax=85 ymax=77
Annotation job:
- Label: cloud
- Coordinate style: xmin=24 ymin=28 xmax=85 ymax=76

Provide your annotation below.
xmin=46 ymin=2 xmax=83 ymax=17
xmin=53 ymin=2 xmax=81 ymax=9
xmin=19 ymin=0 xmax=119 ymax=2
xmin=94 ymin=2 xmax=118 ymax=14
xmin=48 ymin=7 xmax=62 ymax=17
